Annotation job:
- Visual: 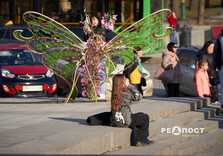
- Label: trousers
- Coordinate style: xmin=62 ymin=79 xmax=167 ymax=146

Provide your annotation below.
xmin=87 ymin=112 xmax=150 ymax=146
xmin=129 ymin=112 xmax=149 ymax=145
xmin=164 ymin=83 xmax=180 ymax=97
xmin=220 ymin=66 xmax=223 ymax=107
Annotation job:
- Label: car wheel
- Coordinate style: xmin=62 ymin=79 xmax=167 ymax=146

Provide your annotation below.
xmin=56 ymin=88 xmax=63 ymax=95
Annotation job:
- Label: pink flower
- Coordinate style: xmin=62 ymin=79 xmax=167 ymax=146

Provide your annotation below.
xmin=96 ymin=90 xmax=100 ymax=95
xmin=113 ymin=15 xmax=118 ymax=20
xmin=81 ymin=78 xmax=87 ymax=85
xmin=82 ymin=90 xmax=86 ymax=97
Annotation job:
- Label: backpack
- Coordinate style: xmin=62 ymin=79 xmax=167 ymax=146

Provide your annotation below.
xmin=110 ymin=105 xmax=132 ymax=127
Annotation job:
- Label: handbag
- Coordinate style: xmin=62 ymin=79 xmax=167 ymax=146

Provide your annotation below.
xmin=154 ymin=67 xmax=164 ymax=79
xmin=154 ymin=67 xmax=175 ymax=84
xmin=140 ymin=77 xmax=147 ymax=86
xmin=210 ymin=85 xmax=218 ymax=103
xmin=210 ymin=75 xmax=220 ymax=85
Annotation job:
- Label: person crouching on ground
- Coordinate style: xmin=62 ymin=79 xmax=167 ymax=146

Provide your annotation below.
xmin=110 ymin=74 xmax=154 ymax=146
xmin=194 ymin=60 xmax=214 ymax=102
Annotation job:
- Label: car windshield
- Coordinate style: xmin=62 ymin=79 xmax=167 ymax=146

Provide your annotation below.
xmin=0 ymin=49 xmax=43 ymax=66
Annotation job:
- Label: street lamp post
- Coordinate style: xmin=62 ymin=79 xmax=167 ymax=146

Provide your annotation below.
xmin=181 ymin=0 xmax=186 ymax=19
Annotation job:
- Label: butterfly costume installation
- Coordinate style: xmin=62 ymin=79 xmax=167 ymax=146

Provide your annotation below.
xmin=13 ymin=9 xmax=172 ymax=104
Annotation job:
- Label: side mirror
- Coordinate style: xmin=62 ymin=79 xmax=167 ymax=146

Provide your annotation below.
xmin=190 ymin=64 xmax=195 ymax=69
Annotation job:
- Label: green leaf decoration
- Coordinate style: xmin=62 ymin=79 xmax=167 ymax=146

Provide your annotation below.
xmin=41 ymin=28 xmax=52 ymax=35
xmin=30 ymin=20 xmax=41 ymax=26
xmin=48 ymin=22 xmax=63 ymax=29
xmin=106 ymin=60 xmax=117 ymax=75
xmin=34 ymin=42 xmax=73 ymax=51
xmin=106 ymin=9 xmax=172 ymax=54
xmin=70 ymin=86 xmax=77 ymax=99
xmin=61 ymin=62 xmax=77 ymax=78
xmin=13 ymin=30 xmax=35 ymax=42
xmin=109 ymin=50 xmax=135 ymax=65
xmin=45 ymin=51 xmax=79 ymax=67
xmin=37 ymin=16 xmax=47 ymax=22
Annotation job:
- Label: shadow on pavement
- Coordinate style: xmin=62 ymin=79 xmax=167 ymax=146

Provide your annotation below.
xmin=48 ymin=117 xmax=87 ymax=125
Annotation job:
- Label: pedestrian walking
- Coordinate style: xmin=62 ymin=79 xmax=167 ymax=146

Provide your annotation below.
xmin=211 ymin=30 xmax=223 ymax=111
xmin=168 ymin=10 xmax=179 ymax=45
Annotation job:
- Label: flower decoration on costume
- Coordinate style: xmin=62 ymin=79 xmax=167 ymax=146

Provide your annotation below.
xmin=80 ymin=9 xmax=118 ymax=35
xmin=101 ymin=11 xmax=118 ymax=31
xmin=79 ymin=10 xmax=116 ymax=98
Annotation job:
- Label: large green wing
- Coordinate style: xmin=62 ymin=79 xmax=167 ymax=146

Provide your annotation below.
xmin=105 ymin=9 xmax=172 ymax=64
xmin=103 ymin=9 xmax=172 ymax=74
xmin=13 ymin=11 xmax=87 ymax=99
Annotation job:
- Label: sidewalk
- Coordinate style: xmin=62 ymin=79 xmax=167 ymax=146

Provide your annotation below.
xmin=0 ymin=96 xmax=223 ymax=155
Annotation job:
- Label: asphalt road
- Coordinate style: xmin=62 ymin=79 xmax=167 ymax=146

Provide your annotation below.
xmin=142 ymin=57 xmax=167 ymax=97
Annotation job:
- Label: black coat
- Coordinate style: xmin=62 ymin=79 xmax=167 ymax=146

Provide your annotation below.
xmin=197 ymin=50 xmax=213 ymax=75
xmin=212 ymin=33 xmax=223 ymax=70
xmin=123 ymin=58 xmax=138 ymax=79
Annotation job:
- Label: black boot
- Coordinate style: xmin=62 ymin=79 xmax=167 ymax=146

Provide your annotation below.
xmin=136 ymin=140 xmax=155 ymax=147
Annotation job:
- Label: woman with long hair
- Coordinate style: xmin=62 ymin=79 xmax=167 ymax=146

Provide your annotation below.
xmin=110 ymin=74 xmax=154 ymax=146
xmin=87 ymin=74 xmax=154 ymax=146
xmin=196 ymin=41 xmax=214 ymax=76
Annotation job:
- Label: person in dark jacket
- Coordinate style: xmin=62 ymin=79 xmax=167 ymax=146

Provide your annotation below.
xmin=196 ymin=41 xmax=214 ymax=76
xmin=123 ymin=46 xmax=144 ymax=95
xmin=87 ymin=74 xmax=154 ymax=146
xmin=110 ymin=74 xmax=154 ymax=146
xmin=211 ymin=30 xmax=223 ymax=111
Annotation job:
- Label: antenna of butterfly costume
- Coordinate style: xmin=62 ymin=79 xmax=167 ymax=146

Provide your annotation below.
xmin=13 ymin=9 xmax=172 ymax=104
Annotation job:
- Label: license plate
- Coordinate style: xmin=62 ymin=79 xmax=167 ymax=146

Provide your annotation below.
xmin=23 ymin=85 xmax=42 ymax=92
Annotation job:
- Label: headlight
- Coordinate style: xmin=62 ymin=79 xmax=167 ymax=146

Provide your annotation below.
xmin=46 ymin=69 xmax=54 ymax=78
xmin=1 ymin=68 xmax=15 ymax=79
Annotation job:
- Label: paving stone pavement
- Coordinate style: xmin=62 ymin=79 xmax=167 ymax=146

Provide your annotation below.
xmin=0 ymin=96 xmax=223 ymax=155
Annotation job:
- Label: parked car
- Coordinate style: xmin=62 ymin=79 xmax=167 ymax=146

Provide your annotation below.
xmin=0 ymin=25 xmax=32 ymax=44
xmin=0 ymin=44 xmax=57 ymax=97
xmin=0 ymin=25 xmax=116 ymax=44
xmin=55 ymin=62 xmax=153 ymax=98
xmin=107 ymin=64 xmax=153 ymax=97
xmin=177 ymin=46 xmax=220 ymax=98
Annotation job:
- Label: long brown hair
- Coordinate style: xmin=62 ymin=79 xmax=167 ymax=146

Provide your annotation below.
xmin=194 ymin=60 xmax=208 ymax=82
xmin=111 ymin=74 xmax=127 ymax=112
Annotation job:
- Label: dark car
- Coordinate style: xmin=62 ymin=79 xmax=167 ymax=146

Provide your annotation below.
xmin=0 ymin=25 xmax=85 ymax=44
xmin=177 ymin=46 xmax=199 ymax=96
xmin=0 ymin=25 xmax=116 ymax=44
xmin=0 ymin=25 xmax=32 ymax=44
xmin=177 ymin=46 xmax=220 ymax=98
xmin=0 ymin=44 xmax=57 ymax=97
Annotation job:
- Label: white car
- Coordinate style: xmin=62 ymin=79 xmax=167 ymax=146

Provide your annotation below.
xmin=106 ymin=64 xmax=153 ymax=97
